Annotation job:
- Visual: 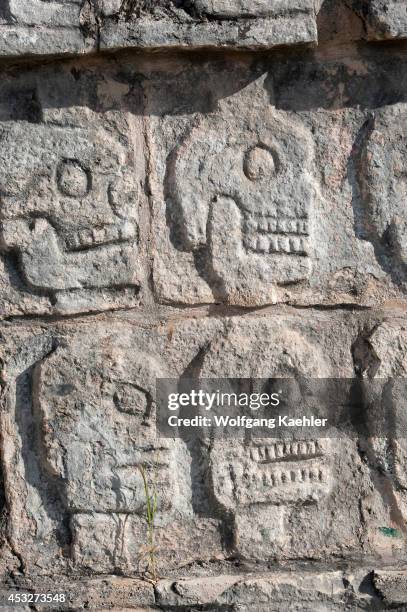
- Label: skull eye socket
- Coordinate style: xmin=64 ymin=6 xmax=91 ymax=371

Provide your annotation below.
xmin=57 ymin=159 xmax=91 ymax=198
xmin=113 ymin=383 xmax=149 ymax=416
xmin=244 ymin=145 xmax=278 ymax=182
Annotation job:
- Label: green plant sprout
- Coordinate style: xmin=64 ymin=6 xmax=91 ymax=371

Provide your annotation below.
xmin=138 ymin=464 xmax=158 ymax=581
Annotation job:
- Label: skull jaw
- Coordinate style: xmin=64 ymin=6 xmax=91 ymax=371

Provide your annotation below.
xmin=208 ymin=196 xmax=311 ymax=303
xmin=210 ymin=440 xmax=332 ymax=557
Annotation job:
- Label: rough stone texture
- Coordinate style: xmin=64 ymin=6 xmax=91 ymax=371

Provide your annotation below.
xmin=351 ymin=0 xmax=407 ymax=41
xmin=2 ymin=1 xmax=407 ymax=57
xmin=0 ymin=311 xmax=407 ymax=590
xmin=373 ymin=569 xmax=407 ymax=607
xmin=99 ymin=0 xmax=319 ymax=51
xmin=355 ymin=104 xmax=407 ymax=283
xmin=155 ymin=569 xmax=384 ymax=610
xmin=1 ymin=39 xmax=407 ymax=312
xmin=0 ymin=0 xmax=320 ymax=56
xmin=352 ymin=320 xmax=407 ymax=542
xmin=149 ymin=50 xmax=407 ymax=306
xmin=0 ymin=0 xmax=96 ymax=57
xmin=0 ymin=2 xmax=406 ymax=611
xmin=0 ymin=68 xmax=147 ymax=317
xmin=0 ymin=575 xmax=155 ymax=610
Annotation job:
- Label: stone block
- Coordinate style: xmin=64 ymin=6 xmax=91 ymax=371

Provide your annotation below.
xmin=151 ymin=70 xmax=407 ymax=306
xmin=99 ymin=0 xmax=318 ymax=51
xmin=0 ymin=1 xmax=95 ymax=57
xmin=156 ymin=569 xmax=382 ymax=610
xmin=0 ymin=72 xmax=145 ymax=317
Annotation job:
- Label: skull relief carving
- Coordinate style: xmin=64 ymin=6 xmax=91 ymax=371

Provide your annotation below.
xmin=199 ymin=320 xmax=333 ymax=556
xmin=168 ymin=90 xmax=317 ymax=300
xmin=0 ymin=121 xmax=139 ymax=293
xmin=36 ymin=338 xmax=187 ymax=517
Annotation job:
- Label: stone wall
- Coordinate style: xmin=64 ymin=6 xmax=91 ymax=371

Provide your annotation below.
xmin=0 ymin=1 xmax=407 ymax=609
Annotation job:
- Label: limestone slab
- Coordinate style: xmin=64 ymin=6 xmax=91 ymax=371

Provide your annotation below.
xmin=156 ymin=569 xmax=381 ymax=610
xmin=99 ymin=0 xmax=318 ymax=51
xmin=0 ymin=68 xmax=146 ymax=317
xmin=0 ymin=0 xmax=95 ymax=57
xmin=150 ymin=67 xmax=407 ymax=306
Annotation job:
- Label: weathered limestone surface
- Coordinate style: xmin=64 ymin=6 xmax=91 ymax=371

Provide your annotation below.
xmin=0 ymin=1 xmax=406 ymax=610
xmin=1 ymin=311 xmax=407 ymax=598
xmin=3 ymin=0 xmax=407 ymax=59
xmin=2 ymin=0 xmax=407 ymax=58
xmin=0 ymin=0 xmax=319 ymax=56
xmin=155 ymin=569 xmax=396 ymax=609
xmin=351 ymin=0 xmax=407 ymax=40
xmin=0 ymin=0 xmax=96 ymax=57
xmin=0 ymin=78 xmax=146 ymax=316
xmin=2 ymin=45 xmax=407 ymax=314
xmin=99 ymin=0 xmax=319 ymax=51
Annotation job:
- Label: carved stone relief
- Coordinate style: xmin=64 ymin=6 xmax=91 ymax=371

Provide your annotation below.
xmin=0 ymin=325 xmax=224 ymax=575
xmin=153 ymin=76 xmax=320 ymax=305
xmin=0 ymin=96 xmax=145 ymax=316
xmin=356 ymin=104 xmax=407 ymax=285
xmin=198 ymin=321 xmax=333 ymax=557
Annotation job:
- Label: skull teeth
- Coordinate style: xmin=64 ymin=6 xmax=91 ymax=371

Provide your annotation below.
xmin=245 ymin=217 xmax=309 ymax=236
xmin=66 ymin=222 xmax=137 ymax=251
xmin=245 ymin=234 xmax=308 ymax=255
xmin=244 ymin=215 xmax=309 ymax=255
xmin=247 ymin=465 xmax=327 ymax=487
xmin=249 ymin=441 xmax=323 ymax=463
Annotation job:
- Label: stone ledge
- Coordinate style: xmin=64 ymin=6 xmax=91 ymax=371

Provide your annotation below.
xmin=155 ymin=569 xmax=376 ymax=609
xmin=2 ymin=1 xmax=407 ymax=60
xmin=99 ymin=5 xmax=318 ymax=52
xmin=0 ymin=0 xmax=319 ymax=58
xmin=0 ymin=0 xmax=317 ymax=58
xmin=0 ymin=0 xmax=96 ymax=58
xmin=2 ymin=567 xmax=406 ymax=609
xmin=0 ymin=576 xmax=155 ymax=610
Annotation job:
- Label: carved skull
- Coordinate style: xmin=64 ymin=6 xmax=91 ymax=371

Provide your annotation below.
xmin=35 ymin=335 xmax=188 ymax=517
xmin=169 ymin=99 xmax=316 ymax=294
xmin=199 ymin=320 xmax=333 ymax=555
xmin=0 ymin=121 xmax=139 ymax=292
